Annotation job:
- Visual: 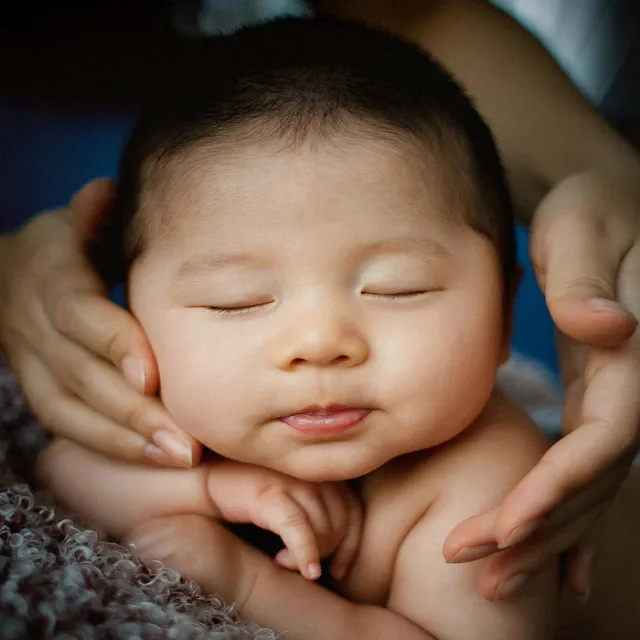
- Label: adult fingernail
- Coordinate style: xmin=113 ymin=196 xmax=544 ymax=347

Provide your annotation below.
xmin=498 ymin=519 xmax=540 ymax=549
xmin=145 ymin=443 xmax=178 ymax=467
xmin=448 ymin=543 xmax=498 ymax=563
xmin=151 ymin=430 xmax=193 ymax=468
xmin=494 ymin=573 xmax=530 ymax=600
xmin=587 ymin=297 xmax=633 ymax=317
xmin=122 ymin=356 xmax=146 ymax=393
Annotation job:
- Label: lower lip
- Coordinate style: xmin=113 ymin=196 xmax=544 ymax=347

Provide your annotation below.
xmin=281 ymin=409 xmax=369 ymax=437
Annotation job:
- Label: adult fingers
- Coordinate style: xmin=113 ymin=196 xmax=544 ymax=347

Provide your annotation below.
xmin=492 ymin=358 xmax=639 ymax=548
xmin=13 ymin=347 xmax=159 ymax=463
xmin=42 ymin=266 xmax=159 ymax=396
xmin=531 ymin=176 xmax=637 ymax=348
xmin=70 ymin=178 xmax=116 ymax=244
xmin=479 ymin=503 xmax=608 ymax=601
xmin=443 ymin=507 xmax=499 ymax=563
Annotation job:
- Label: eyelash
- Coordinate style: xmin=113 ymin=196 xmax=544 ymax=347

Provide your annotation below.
xmin=363 ymin=290 xmax=432 ymax=301
xmin=205 ymin=290 xmax=436 ymax=315
xmin=207 ymin=303 xmax=273 ymax=316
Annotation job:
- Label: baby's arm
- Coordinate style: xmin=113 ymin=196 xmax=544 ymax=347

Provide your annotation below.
xmin=205 ymin=399 xmax=558 ymax=639
xmin=36 ymin=438 xmax=362 ymax=580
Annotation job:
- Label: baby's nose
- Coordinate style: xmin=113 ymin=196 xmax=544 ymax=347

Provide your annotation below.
xmin=271 ymin=312 xmax=369 ymax=371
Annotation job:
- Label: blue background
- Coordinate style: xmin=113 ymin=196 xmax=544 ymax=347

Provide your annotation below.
xmin=0 ymin=102 xmax=558 ymax=377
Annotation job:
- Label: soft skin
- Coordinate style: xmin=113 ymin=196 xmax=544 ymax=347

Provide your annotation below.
xmin=129 ymin=139 xmax=507 ymax=483
xmin=3 ymin=0 xmax=640 ymax=599
xmin=37 ymin=134 xmax=560 ymax=639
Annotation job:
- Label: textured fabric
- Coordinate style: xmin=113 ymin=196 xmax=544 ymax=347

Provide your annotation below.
xmin=0 ymin=358 xmax=275 ymax=639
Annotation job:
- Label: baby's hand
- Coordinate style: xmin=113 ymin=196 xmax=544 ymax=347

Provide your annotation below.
xmin=209 ymin=465 xmax=363 ymax=581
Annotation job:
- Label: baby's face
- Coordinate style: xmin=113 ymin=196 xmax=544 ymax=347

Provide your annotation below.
xmin=129 ymin=137 xmax=508 ymax=481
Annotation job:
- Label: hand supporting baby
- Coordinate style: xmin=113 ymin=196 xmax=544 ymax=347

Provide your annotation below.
xmin=36 ymin=439 xmax=363 ymax=582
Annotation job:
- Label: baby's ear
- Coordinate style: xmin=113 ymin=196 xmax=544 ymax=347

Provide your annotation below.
xmin=499 ymin=264 xmax=524 ymax=364
xmin=71 ymin=178 xmax=117 ymax=246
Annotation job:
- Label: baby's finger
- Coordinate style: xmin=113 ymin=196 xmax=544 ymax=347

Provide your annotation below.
xmin=479 ymin=503 xmax=607 ymax=601
xmin=274 ymin=548 xmax=298 ymax=571
xmin=321 ymin=483 xmax=349 ymax=539
xmin=291 ymin=486 xmax=333 ymax=556
xmin=330 ymin=487 xmax=364 ymax=580
xmin=254 ymin=489 xmax=321 ymax=580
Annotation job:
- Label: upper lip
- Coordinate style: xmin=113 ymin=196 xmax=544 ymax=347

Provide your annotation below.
xmin=297 ymin=404 xmax=351 ymax=414
xmin=278 ymin=404 xmax=369 ymax=418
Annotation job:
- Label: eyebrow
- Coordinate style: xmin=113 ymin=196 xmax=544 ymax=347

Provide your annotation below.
xmin=176 ymin=236 xmax=451 ymax=279
xmin=357 ymin=237 xmax=452 ymax=261
xmin=177 ymin=253 xmax=272 ymax=278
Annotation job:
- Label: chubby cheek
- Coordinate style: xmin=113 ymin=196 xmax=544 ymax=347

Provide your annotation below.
xmin=386 ymin=299 xmax=503 ymax=447
xmin=143 ymin=313 xmax=255 ymax=447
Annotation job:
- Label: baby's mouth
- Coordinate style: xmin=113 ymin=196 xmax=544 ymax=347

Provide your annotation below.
xmin=279 ymin=405 xmax=370 ymax=437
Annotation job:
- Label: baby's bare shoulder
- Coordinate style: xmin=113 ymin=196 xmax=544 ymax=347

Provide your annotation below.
xmin=425 ymin=390 xmax=551 ymax=493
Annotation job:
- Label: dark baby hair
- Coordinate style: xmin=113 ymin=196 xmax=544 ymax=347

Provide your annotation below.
xmin=90 ymin=16 xmax=516 ymax=300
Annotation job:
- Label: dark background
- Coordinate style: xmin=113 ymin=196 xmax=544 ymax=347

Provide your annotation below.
xmin=1 ymin=0 xmax=639 ymax=375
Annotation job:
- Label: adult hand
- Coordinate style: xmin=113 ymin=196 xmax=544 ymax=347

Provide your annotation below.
xmin=0 ymin=179 xmax=200 ymax=467
xmin=444 ymin=173 xmax=640 ymax=601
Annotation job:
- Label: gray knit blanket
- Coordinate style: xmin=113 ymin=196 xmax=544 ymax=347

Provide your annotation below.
xmin=0 ymin=358 xmax=277 ymax=640
xmin=0 ymin=355 xmax=562 ymax=639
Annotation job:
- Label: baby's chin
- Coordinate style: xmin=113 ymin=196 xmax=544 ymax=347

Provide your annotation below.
xmin=270 ymin=450 xmax=394 ymax=483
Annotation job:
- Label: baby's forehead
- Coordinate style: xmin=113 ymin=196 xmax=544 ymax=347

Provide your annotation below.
xmin=137 ymin=133 xmax=472 ymax=244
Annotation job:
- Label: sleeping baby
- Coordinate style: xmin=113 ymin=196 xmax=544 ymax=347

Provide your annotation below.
xmin=37 ymin=17 xmax=640 ymax=639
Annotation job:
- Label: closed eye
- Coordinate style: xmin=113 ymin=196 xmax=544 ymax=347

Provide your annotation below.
xmin=363 ymin=290 xmax=438 ymax=301
xmin=205 ymin=301 xmax=274 ymax=316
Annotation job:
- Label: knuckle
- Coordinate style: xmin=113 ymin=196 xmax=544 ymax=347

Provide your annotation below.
xmin=278 ymin=510 xmax=310 ymax=531
xmin=67 ymin=357 xmax=99 ymax=399
xmin=30 ymin=239 xmax=70 ymax=280
xmin=564 ymin=274 xmax=615 ymax=299
xmin=124 ymin=401 xmax=154 ymax=434
xmin=34 ymin=398 xmax=64 ymax=433
xmin=104 ymin=329 xmax=129 ymax=365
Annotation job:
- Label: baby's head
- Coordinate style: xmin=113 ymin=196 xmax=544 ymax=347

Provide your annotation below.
xmin=93 ymin=18 xmax=516 ymax=481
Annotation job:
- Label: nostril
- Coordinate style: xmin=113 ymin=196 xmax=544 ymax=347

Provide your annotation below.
xmin=333 ymin=355 xmax=349 ymax=364
xmin=291 ymin=358 xmax=306 ymax=366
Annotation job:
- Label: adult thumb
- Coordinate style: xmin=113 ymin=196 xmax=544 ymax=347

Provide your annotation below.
xmin=532 ymin=210 xmax=636 ymax=349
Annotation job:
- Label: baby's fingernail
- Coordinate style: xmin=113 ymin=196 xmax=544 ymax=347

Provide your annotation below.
xmin=494 ymin=573 xmax=530 ymax=600
xmin=307 ymin=562 xmax=321 ymax=579
xmin=587 ymin=297 xmax=633 ymax=318
xmin=122 ymin=356 xmax=146 ymax=393
xmin=448 ymin=543 xmax=498 ymax=563
xmin=151 ymin=430 xmax=193 ymax=468
xmin=498 ymin=519 xmax=540 ymax=549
